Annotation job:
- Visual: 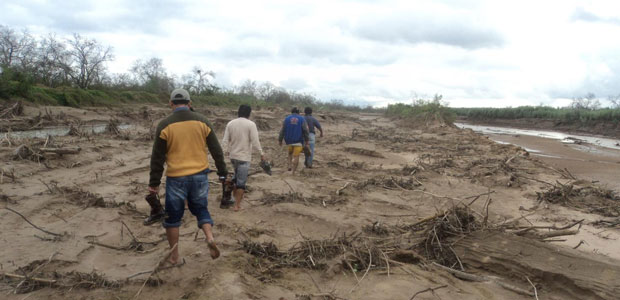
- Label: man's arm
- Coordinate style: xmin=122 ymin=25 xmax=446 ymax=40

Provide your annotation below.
xmin=205 ymin=125 xmax=228 ymax=177
xmin=314 ymin=117 xmax=324 ymax=137
xmin=250 ymin=122 xmax=264 ymax=159
xmin=221 ymin=123 xmax=230 ymax=156
xmin=301 ymin=119 xmax=310 ymax=146
xmin=278 ymin=119 xmax=286 ymax=145
xmin=149 ymin=127 xmax=167 ymax=188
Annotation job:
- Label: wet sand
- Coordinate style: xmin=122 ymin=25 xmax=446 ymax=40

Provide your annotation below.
xmin=487 ymin=133 xmax=620 ymax=192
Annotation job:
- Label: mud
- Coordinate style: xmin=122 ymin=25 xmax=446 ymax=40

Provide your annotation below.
xmin=1 ymin=102 xmax=619 ymax=299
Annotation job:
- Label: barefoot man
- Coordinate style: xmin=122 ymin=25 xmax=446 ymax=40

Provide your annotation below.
xmin=148 ymin=88 xmax=228 ymax=263
xmin=221 ymin=104 xmax=266 ymax=211
xmin=279 ymin=107 xmax=309 ymax=174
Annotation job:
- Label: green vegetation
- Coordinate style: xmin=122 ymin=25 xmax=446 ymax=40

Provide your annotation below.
xmin=0 ymin=24 xmax=375 ymax=112
xmin=451 ymin=106 xmax=620 ymax=124
xmin=385 ymin=95 xmax=456 ymax=125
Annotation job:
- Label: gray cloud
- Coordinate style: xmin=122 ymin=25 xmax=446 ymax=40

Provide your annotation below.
xmin=280 ymin=77 xmax=308 ymax=90
xmin=571 ymin=7 xmax=620 ymax=26
xmin=351 ymin=13 xmax=504 ymax=49
xmin=1 ymin=0 xmax=182 ymax=35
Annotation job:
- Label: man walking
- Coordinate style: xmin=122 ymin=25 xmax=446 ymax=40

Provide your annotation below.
xmin=303 ymin=107 xmax=323 ymax=168
xmin=278 ymin=107 xmax=309 ymax=174
xmin=148 ymin=88 xmax=228 ymax=264
xmin=221 ymin=104 xmax=265 ymax=212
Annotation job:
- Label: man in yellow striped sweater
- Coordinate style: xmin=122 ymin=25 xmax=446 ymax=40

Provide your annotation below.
xmin=148 ymin=88 xmax=228 ymax=263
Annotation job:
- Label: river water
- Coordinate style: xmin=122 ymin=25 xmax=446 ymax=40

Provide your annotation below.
xmin=455 ymin=122 xmax=620 ymax=191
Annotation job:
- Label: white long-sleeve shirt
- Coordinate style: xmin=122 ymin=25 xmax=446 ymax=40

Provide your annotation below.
xmin=221 ymin=117 xmax=263 ymax=162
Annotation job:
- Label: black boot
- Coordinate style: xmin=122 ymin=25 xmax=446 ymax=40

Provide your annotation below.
xmin=143 ymin=193 xmax=165 ymax=225
xmin=220 ymin=181 xmax=235 ymax=209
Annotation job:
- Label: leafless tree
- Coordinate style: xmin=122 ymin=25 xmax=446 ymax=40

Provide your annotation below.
xmin=608 ymin=94 xmax=620 ymax=108
xmin=570 ymin=92 xmax=600 ymax=110
xmin=64 ymin=33 xmax=114 ymax=89
xmin=130 ymin=57 xmax=174 ymax=93
xmin=181 ymin=66 xmax=215 ymax=94
xmin=0 ymin=25 xmax=37 ymax=69
xmin=36 ymin=34 xmax=70 ymax=86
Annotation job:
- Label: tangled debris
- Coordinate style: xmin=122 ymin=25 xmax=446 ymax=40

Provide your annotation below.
xmin=260 ymin=191 xmax=346 ymax=207
xmin=537 ymin=181 xmax=620 ymax=217
xmin=354 ymin=176 xmax=421 ymax=191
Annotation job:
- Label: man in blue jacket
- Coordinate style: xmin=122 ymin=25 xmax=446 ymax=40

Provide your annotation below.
xmin=278 ymin=107 xmax=310 ymax=174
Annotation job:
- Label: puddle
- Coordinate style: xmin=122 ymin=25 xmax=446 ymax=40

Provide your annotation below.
xmin=456 ymin=123 xmax=620 ymax=151
xmin=5 ymin=124 xmax=133 ymax=139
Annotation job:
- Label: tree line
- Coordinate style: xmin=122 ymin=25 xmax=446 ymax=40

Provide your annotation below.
xmin=0 ymin=25 xmax=374 ymax=112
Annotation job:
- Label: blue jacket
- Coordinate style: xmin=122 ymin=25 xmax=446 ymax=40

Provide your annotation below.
xmin=279 ymin=114 xmax=309 ymax=145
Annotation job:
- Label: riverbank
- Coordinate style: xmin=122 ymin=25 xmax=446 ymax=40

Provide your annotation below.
xmin=457 ymin=117 xmax=620 ymax=139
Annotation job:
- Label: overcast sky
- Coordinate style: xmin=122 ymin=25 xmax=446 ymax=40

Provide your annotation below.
xmin=2 ymin=0 xmax=620 ymax=107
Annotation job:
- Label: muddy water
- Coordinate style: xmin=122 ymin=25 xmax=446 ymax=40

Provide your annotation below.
xmin=456 ymin=122 xmax=620 ymax=191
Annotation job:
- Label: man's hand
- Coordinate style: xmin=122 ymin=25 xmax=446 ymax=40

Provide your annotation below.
xmin=320 ymin=131 xmax=324 ymax=138
xmin=261 ymin=154 xmax=266 ymax=161
xmin=279 ymin=141 xmax=283 ymax=146
xmin=147 ymin=186 xmax=159 ymax=194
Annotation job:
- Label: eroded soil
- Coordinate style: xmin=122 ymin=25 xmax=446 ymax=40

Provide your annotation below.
xmin=1 ymin=103 xmax=619 ymax=300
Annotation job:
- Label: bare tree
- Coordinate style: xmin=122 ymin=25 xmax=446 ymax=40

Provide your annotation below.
xmin=237 ymin=79 xmax=257 ymax=96
xmin=608 ymin=94 xmax=620 ymax=108
xmin=181 ymin=66 xmax=215 ymax=94
xmin=0 ymin=26 xmax=37 ymax=69
xmin=571 ymin=92 xmax=600 ymax=110
xmin=130 ymin=57 xmax=174 ymax=93
xmin=64 ymin=33 xmax=114 ymax=89
xmin=36 ymin=34 xmax=70 ymax=86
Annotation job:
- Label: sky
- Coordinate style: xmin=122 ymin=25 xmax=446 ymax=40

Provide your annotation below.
xmin=2 ymin=0 xmax=620 ymax=108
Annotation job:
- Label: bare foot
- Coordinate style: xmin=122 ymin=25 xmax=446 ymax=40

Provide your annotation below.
xmin=233 ymin=205 xmax=241 ymax=212
xmin=207 ymin=240 xmax=220 ymax=259
xmin=167 ymin=255 xmax=179 ymax=265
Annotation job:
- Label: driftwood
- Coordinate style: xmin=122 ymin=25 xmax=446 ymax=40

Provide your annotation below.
xmin=452 ymin=232 xmax=620 ymax=300
xmin=40 ymin=147 xmax=81 ymax=155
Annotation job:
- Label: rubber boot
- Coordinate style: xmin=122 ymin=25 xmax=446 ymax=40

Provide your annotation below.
xmin=143 ymin=193 xmax=165 ymax=225
xmin=220 ymin=181 xmax=235 ymax=208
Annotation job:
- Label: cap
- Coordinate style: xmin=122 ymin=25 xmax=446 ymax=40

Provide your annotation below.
xmin=170 ymin=88 xmax=190 ymax=101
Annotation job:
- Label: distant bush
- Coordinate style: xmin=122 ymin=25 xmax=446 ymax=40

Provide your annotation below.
xmin=451 ymin=106 xmax=620 ymax=124
xmin=386 ymin=95 xmax=456 ymax=126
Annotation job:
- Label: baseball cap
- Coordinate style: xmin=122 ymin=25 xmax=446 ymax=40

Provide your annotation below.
xmin=170 ymin=88 xmax=190 ymax=101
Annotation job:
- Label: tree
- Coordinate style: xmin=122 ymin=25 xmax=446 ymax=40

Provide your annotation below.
xmin=130 ymin=57 xmax=174 ymax=93
xmin=571 ymin=93 xmax=600 ymax=110
xmin=608 ymin=94 xmax=620 ymax=109
xmin=36 ymin=34 xmax=70 ymax=87
xmin=181 ymin=66 xmax=215 ymax=95
xmin=0 ymin=26 xmax=37 ymax=70
xmin=237 ymin=79 xmax=257 ymax=96
xmin=64 ymin=33 xmax=114 ymax=89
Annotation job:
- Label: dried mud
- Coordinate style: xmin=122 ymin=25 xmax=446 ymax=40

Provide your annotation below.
xmin=1 ymin=103 xmax=619 ymax=300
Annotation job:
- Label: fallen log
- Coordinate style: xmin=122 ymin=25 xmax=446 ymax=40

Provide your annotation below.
xmin=453 ymin=231 xmax=620 ymax=300
xmin=40 ymin=147 xmax=81 ymax=155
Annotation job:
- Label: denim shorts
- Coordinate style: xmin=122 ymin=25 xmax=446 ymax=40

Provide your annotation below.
xmin=163 ymin=169 xmax=213 ymax=228
xmin=231 ymin=159 xmax=250 ymax=190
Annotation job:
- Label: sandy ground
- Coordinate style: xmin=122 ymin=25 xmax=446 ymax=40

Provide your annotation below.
xmin=487 ymin=133 xmax=620 ymax=192
xmin=1 ymin=103 xmax=619 ymax=300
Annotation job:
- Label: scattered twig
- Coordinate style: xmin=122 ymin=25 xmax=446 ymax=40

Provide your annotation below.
xmin=409 ymin=285 xmax=448 ymax=300
xmin=525 ymin=276 xmax=539 ymax=300
xmin=4 ymin=207 xmax=63 ymax=237
xmin=133 ymin=243 xmax=178 ymax=299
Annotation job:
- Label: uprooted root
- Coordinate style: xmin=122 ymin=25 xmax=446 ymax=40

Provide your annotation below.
xmin=261 ymin=191 xmax=346 ymax=207
xmin=354 ymin=176 xmax=421 ymax=190
xmin=344 ymin=147 xmax=385 ymax=158
xmin=537 ymin=181 xmax=620 ymax=217
xmin=241 ymin=232 xmax=392 ymax=274
xmin=42 ymin=182 xmax=137 ymax=209
xmin=2 ymin=270 xmax=122 ymax=294
xmin=418 ymin=207 xmax=481 ymax=267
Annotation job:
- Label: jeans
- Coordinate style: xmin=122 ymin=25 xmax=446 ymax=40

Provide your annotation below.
xmin=163 ymin=170 xmax=213 ymax=228
xmin=231 ymin=159 xmax=250 ymax=190
xmin=305 ymin=133 xmax=316 ymax=166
